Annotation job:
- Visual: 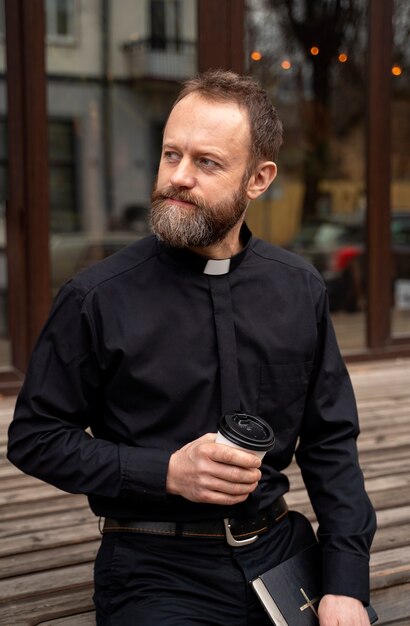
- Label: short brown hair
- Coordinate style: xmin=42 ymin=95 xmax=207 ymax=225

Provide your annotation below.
xmin=172 ymin=69 xmax=283 ymax=168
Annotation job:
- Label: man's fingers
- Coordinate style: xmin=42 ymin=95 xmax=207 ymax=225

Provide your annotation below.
xmin=194 ymin=444 xmax=261 ymax=484
xmin=196 ymin=472 xmax=260 ymax=496
xmin=208 ymin=461 xmax=262 ymax=485
xmin=207 ymin=441 xmax=262 ymax=469
xmin=166 ymin=433 xmax=263 ymax=504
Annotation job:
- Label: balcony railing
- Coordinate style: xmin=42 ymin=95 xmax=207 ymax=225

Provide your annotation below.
xmin=123 ymin=38 xmax=197 ymax=81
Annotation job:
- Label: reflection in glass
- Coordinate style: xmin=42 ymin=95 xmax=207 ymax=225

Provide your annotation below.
xmin=246 ymin=0 xmax=368 ymax=351
xmin=46 ymin=0 xmax=197 ymax=298
xmin=391 ymin=0 xmax=410 ymax=338
xmin=46 ymin=0 xmax=76 ymax=42
xmin=49 ymin=120 xmax=77 ymax=232
xmin=151 ymin=0 xmax=181 ymax=50
xmin=0 ymin=119 xmax=7 ymax=357
xmin=0 ymin=0 xmax=11 ymax=365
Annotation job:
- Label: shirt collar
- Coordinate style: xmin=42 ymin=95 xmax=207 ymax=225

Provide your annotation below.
xmin=158 ymin=223 xmax=253 ymax=275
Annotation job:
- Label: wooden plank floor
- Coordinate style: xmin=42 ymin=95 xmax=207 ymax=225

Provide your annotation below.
xmin=1 ymin=359 xmax=410 ymax=625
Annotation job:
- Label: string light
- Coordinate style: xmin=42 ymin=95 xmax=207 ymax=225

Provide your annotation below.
xmin=338 ymin=53 xmax=348 ymax=63
xmin=310 ymin=46 xmax=319 ymax=56
xmin=392 ymin=65 xmax=402 ymax=76
xmin=281 ymin=59 xmax=292 ymax=70
xmin=251 ymin=51 xmax=262 ymax=61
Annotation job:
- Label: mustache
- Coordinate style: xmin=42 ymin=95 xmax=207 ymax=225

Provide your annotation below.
xmin=152 ymin=186 xmax=201 ymax=208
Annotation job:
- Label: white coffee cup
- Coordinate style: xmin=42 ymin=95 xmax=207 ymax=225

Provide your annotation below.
xmin=216 ymin=412 xmax=275 ymax=460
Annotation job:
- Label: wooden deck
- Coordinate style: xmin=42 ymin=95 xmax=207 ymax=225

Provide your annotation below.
xmin=1 ymin=358 xmax=410 ymax=625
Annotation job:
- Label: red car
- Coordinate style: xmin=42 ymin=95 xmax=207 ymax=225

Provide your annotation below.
xmin=286 ymin=213 xmax=410 ymax=312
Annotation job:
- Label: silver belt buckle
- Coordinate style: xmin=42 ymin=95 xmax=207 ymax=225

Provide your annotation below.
xmin=223 ymin=518 xmax=259 ymax=547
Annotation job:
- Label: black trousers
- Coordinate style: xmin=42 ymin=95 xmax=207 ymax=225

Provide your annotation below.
xmin=94 ymin=511 xmax=316 ymax=625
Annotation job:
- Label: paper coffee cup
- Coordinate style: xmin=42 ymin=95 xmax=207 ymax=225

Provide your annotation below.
xmin=216 ymin=413 xmax=274 ymax=460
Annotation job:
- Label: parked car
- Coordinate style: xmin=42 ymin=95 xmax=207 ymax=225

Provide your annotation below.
xmin=286 ymin=213 xmax=410 ymax=312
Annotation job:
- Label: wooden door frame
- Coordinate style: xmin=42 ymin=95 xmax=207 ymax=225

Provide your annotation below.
xmin=361 ymin=0 xmax=410 ymax=360
xmin=198 ymin=0 xmax=244 ymax=74
xmin=1 ymin=0 xmax=50 ymax=392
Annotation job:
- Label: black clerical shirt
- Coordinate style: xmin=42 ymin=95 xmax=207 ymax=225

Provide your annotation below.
xmin=8 ymin=225 xmax=376 ymax=603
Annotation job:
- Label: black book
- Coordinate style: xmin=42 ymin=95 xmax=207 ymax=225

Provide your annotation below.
xmin=251 ymin=543 xmax=378 ymax=626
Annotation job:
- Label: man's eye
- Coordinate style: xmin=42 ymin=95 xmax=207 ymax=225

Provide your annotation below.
xmin=164 ymin=151 xmax=180 ymax=162
xmin=199 ymin=157 xmax=218 ymax=168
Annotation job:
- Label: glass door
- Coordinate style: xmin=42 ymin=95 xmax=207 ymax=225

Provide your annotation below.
xmin=246 ymin=0 xmax=368 ymax=352
xmin=391 ymin=0 xmax=410 ymax=339
xmin=0 ymin=0 xmax=11 ymax=367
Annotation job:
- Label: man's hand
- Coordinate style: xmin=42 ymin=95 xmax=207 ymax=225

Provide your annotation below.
xmin=318 ymin=594 xmax=370 ymax=626
xmin=166 ymin=433 xmax=262 ymax=505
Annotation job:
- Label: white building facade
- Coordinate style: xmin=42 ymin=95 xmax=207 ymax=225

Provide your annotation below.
xmin=1 ymin=0 xmax=198 ymax=234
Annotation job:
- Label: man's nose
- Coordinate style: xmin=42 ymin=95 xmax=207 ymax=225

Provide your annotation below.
xmin=169 ymin=158 xmax=196 ymax=189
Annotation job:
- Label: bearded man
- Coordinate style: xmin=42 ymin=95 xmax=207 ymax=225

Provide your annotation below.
xmin=8 ymin=70 xmax=376 ymax=626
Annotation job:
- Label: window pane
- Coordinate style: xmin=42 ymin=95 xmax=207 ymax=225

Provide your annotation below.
xmin=48 ymin=120 xmax=77 ymax=233
xmin=46 ymin=0 xmax=74 ymax=38
xmin=46 ymin=0 xmax=57 ymax=36
xmin=151 ymin=0 xmax=166 ymax=49
xmin=391 ymin=0 xmax=410 ymax=337
xmin=49 ymin=120 xmax=74 ymax=161
xmin=57 ymin=0 xmax=70 ymax=36
xmin=47 ymin=0 xmax=197 ymax=298
xmin=0 ymin=0 xmax=5 ymax=36
xmin=167 ymin=1 xmax=181 ymax=44
xmin=0 ymin=8 xmax=10 ymax=365
xmin=246 ymin=0 xmax=368 ymax=352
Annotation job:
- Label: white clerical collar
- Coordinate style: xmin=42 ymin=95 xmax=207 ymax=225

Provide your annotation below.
xmin=160 ymin=223 xmax=253 ymax=274
xmin=203 ymin=258 xmax=231 ymax=275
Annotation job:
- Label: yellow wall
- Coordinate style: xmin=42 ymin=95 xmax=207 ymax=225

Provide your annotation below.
xmin=247 ymin=180 xmax=410 ymax=245
xmin=246 ymin=181 xmax=303 ymax=246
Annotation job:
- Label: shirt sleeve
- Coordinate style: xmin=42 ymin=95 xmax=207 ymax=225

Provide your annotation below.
xmin=295 ymin=281 xmax=376 ymax=605
xmin=7 ymin=283 xmax=171 ymax=502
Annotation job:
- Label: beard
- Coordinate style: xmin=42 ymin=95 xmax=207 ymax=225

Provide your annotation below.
xmin=149 ymin=178 xmax=249 ymax=249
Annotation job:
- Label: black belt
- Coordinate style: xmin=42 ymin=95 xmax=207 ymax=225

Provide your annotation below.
xmin=102 ymin=496 xmax=288 ymax=547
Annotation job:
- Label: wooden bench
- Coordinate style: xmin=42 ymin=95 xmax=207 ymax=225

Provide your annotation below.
xmin=1 ymin=359 xmax=410 ymax=625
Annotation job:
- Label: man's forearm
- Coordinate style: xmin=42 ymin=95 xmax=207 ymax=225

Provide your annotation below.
xmin=8 ymin=411 xmax=171 ymax=501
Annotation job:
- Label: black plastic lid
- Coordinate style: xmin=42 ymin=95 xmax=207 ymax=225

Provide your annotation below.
xmin=218 ymin=413 xmax=275 ymax=451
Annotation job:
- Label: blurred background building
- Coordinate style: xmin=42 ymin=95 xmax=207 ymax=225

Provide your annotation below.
xmin=0 ymin=0 xmax=409 ymax=392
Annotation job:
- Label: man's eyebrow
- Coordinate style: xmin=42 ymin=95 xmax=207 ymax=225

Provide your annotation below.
xmin=162 ymin=142 xmax=226 ymax=162
xmin=196 ymin=150 xmax=226 ymax=162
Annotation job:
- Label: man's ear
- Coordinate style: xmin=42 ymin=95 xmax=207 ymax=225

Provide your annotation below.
xmin=246 ymin=162 xmax=277 ymax=200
